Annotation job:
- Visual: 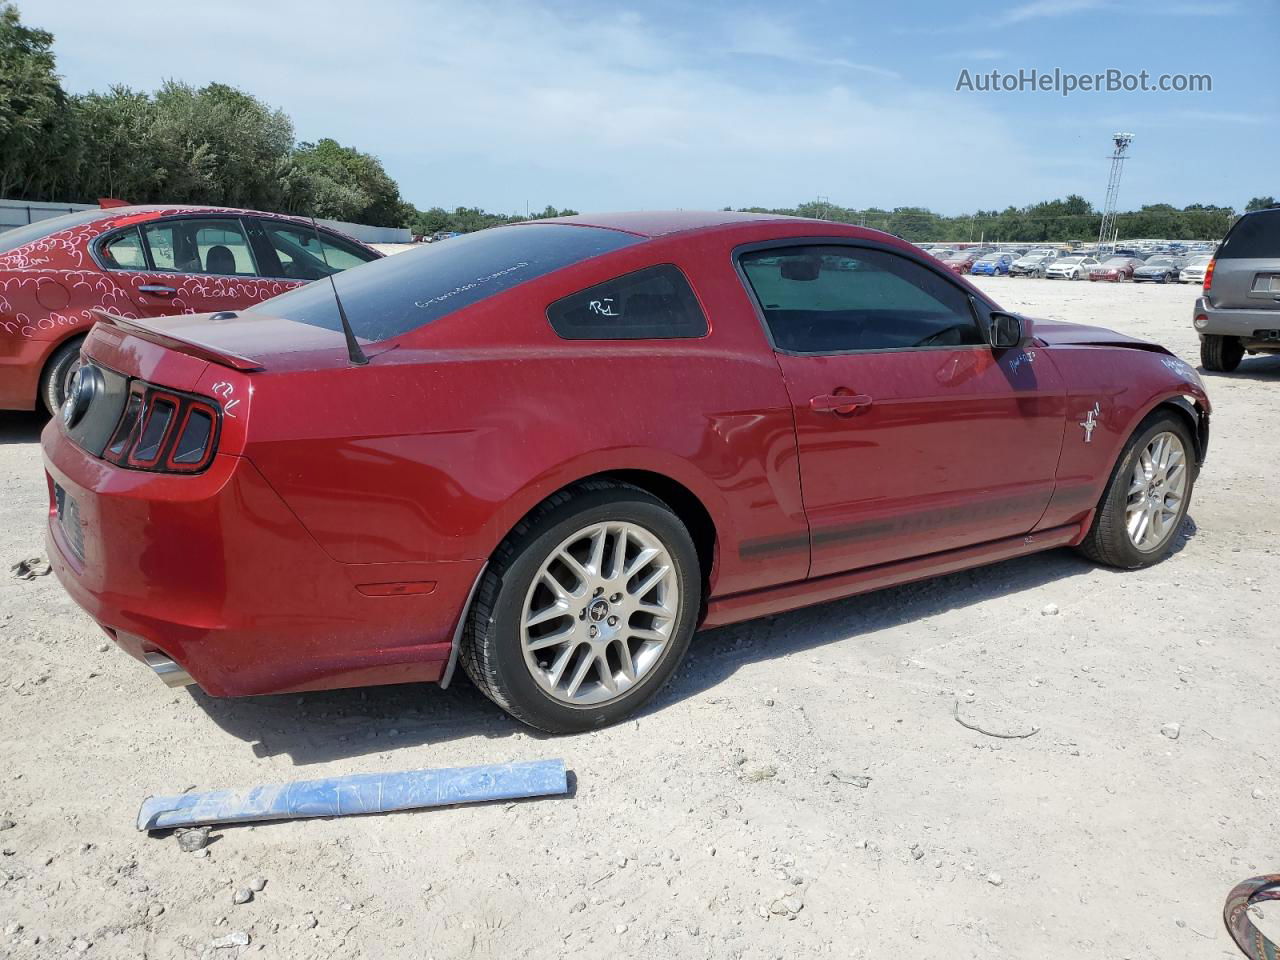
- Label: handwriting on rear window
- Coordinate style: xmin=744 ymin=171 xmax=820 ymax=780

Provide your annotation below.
xmin=413 ymin=262 xmax=530 ymax=310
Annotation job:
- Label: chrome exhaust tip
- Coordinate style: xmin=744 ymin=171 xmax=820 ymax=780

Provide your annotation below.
xmin=143 ymin=651 xmax=195 ymax=688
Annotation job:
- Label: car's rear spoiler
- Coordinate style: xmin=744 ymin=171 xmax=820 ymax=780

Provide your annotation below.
xmin=90 ymin=309 xmax=265 ymax=372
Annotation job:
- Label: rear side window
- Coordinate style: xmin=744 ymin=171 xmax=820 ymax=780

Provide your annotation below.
xmin=1217 ymin=209 xmax=1280 ymax=259
xmin=547 ymin=265 xmax=707 ymax=340
xmin=254 ymin=223 xmax=642 ymax=342
xmin=100 ymin=227 xmax=146 ymax=269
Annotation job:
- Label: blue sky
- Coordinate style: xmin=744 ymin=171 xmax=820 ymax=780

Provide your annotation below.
xmin=31 ymin=0 xmax=1277 ymax=215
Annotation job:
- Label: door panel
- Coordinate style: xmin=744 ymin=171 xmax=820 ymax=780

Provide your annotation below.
xmin=778 ymin=345 xmax=1066 ymax=575
xmin=738 ymin=243 xmax=1067 ymax=577
xmin=116 ymin=217 xmax=300 ymax=317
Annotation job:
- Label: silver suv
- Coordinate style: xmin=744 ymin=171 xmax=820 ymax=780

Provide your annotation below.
xmin=1195 ymin=207 xmax=1280 ymax=372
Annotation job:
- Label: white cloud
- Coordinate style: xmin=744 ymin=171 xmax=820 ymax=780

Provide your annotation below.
xmin=34 ymin=0 xmax=1095 ymax=212
xmin=998 ymin=0 xmax=1105 ymax=26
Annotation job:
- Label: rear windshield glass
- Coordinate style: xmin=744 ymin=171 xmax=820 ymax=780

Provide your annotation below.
xmin=1216 ymin=209 xmax=1280 ymax=260
xmin=252 ymin=223 xmax=641 ymax=341
xmin=0 ymin=209 xmax=108 ymax=253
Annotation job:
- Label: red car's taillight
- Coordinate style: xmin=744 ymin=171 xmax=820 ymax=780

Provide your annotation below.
xmin=102 ymin=381 xmax=220 ymax=474
xmin=1203 ymin=258 xmax=1215 ymax=292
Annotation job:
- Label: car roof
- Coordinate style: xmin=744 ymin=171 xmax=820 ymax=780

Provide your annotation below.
xmin=531 ymin=209 xmax=811 ymax=238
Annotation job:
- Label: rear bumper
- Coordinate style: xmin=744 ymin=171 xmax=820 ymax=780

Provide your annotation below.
xmin=42 ymin=419 xmax=482 ymax=696
xmin=1194 ymin=296 xmax=1280 ymax=340
xmin=0 ymin=336 xmax=53 ymax=410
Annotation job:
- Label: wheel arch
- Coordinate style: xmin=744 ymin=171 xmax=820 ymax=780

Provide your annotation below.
xmin=492 ymin=468 xmax=719 ymax=591
xmin=1151 ymin=395 xmax=1210 ymax=467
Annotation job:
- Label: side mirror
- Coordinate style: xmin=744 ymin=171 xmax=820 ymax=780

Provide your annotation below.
xmin=988 ymin=311 xmax=1026 ymax=349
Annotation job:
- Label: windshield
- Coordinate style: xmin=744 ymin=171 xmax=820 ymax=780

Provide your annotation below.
xmin=252 ymin=223 xmax=642 ymax=342
xmin=1103 ymin=258 xmax=1130 ymax=266
xmin=1143 ymin=258 xmax=1172 ymax=267
xmin=1187 ymin=256 xmax=1211 ymax=266
xmin=1056 ymin=257 xmax=1082 ymax=265
xmin=0 ymin=208 xmax=108 ymax=253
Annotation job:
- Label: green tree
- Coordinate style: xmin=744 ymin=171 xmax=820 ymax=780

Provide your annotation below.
xmin=0 ymin=3 xmax=76 ymax=198
xmin=289 ymin=138 xmax=405 ymax=226
xmin=1245 ymin=196 xmax=1277 ymax=212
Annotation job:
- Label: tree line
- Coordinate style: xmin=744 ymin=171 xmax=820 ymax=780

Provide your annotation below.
xmin=1 ymin=4 xmax=1270 ymax=239
xmin=734 ymin=195 xmax=1274 ymax=244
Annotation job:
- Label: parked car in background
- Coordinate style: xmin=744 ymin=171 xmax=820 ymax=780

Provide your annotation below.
xmin=1009 ymin=251 xmax=1058 ymax=277
xmin=1179 ymin=255 xmax=1213 ymax=284
xmin=1089 ymin=256 xmax=1145 ymax=282
xmin=1194 ymin=207 xmax=1280 ymax=372
xmin=0 ymin=205 xmax=382 ymax=414
xmin=1132 ymin=256 xmax=1184 ymax=283
xmin=969 ymin=252 xmax=1015 ymax=276
xmin=41 ymin=211 xmax=1209 ymax=732
xmin=1045 ymin=255 xmax=1099 ymax=280
xmin=940 ymin=248 xmax=992 ymax=274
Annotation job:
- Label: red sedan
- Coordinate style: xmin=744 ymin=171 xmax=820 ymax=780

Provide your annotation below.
xmin=1088 ymin=256 xmax=1145 ymax=282
xmin=1 ymin=204 xmax=380 ymax=414
xmin=42 ymin=211 xmax=1210 ymax=733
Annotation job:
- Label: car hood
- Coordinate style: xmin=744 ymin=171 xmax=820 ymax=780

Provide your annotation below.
xmin=1031 ymin=318 xmax=1172 ymax=355
xmin=93 ymin=309 xmax=370 ymax=373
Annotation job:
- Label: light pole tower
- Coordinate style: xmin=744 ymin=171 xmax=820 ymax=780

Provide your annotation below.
xmin=1097 ymin=132 xmax=1133 ymax=252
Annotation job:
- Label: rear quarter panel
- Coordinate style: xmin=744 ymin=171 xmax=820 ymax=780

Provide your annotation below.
xmin=244 ymin=229 xmax=812 ymax=598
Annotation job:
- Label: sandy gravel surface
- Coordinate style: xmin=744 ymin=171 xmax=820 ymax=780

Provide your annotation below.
xmin=1 ymin=277 xmax=1276 ymax=959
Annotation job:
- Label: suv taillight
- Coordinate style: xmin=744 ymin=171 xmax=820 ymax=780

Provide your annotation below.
xmin=103 ymin=381 xmax=220 ymax=474
xmin=1203 ymin=258 xmax=1215 ymax=292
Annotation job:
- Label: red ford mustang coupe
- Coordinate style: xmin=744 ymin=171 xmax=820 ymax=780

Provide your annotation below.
xmin=42 ymin=211 xmax=1210 ymax=733
xmin=1 ymin=204 xmax=380 ymax=414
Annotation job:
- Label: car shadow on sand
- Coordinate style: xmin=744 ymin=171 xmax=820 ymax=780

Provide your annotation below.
xmin=0 ymin=411 xmax=47 ymax=446
xmin=192 ymin=518 xmax=1197 ymax=767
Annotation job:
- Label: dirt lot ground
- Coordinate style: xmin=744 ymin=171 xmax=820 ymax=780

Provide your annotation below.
xmin=1 ymin=277 xmax=1276 ymax=959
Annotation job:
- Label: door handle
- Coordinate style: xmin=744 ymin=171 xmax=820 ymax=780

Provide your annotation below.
xmin=809 ymin=392 xmax=873 ymax=415
xmin=138 ymin=284 xmax=176 ymax=296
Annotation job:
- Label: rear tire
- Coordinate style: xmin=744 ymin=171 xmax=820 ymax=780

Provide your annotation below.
xmin=460 ymin=480 xmax=701 ymax=733
xmin=1200 ymin=334 xmax=1243 ymax=372
xmin=39 ymin=337 xmax=85 ymax=417
xmin=1077 ymin=411 xmax=1196 ymax=569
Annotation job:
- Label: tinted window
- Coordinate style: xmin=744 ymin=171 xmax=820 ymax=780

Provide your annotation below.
xmin=261 ymin=221 xmax=375 ymax=279
xmin=547 ymin=264 xmax=706 ymax=340
xmin=100 ymin=227 xmax=146 ymax=269
xmin=0 ymin=209 xmax=110 ymax=253
xmin=1217 ymin=209 xmax=1280 ymax=260
xmin=254 ymin=223 xmax=641 ymax=342
xmin=143 ymin=218 xmax=257 ymax=276
xmin=740 ymin=245 xmax=984 ymax=354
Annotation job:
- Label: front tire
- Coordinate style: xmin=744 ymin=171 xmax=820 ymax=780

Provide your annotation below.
xmin=460 ymin=480 xmax=701 ymax=733
xmin=1077 ymin=411 xmax=1196 ymax=569
xmin=39 ymin=337 xmax=85 ymax=417
xmin=1201 ymin=334 xmax=1243 ymax=372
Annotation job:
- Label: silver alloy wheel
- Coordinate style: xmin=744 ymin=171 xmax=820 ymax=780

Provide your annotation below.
xmin=521 ymin=521 xmax=679 ymax=706
xmin=1125 ymin=431 xmax=1188 ymax=552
